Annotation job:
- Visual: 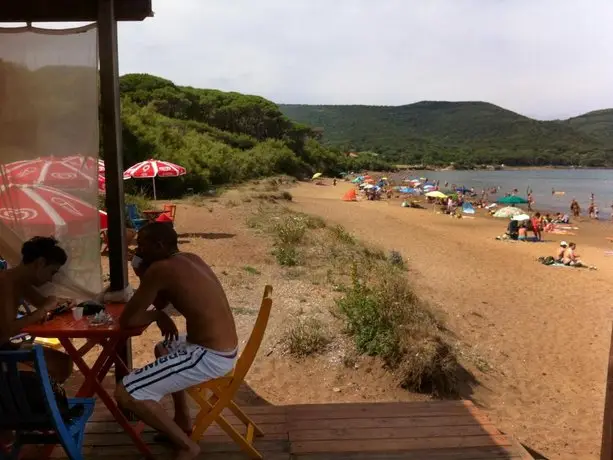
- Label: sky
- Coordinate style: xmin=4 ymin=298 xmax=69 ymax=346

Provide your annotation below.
xmin=4 ymin=0 xmax=613 ymax=120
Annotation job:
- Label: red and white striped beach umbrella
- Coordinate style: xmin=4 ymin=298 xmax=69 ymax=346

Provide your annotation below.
xmin=0 ymin=157 xmax=97 ymax=191
xmin=123 ymin=159 xmax=186 ymax=199
xmin=0 ymin=184 xmax=98 ymax=238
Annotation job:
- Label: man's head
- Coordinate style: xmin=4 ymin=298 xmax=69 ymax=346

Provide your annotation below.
xmin=21 ymin=236 xmax=67 ymax=286
xmin=136 ymin=222 xmax=179 ymax=265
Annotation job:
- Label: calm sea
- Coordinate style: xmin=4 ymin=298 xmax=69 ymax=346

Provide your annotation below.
xmin=391 ymin=169 xmax=613 ymax=217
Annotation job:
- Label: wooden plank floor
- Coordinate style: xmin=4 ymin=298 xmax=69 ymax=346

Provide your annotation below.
xmin=42 ymin=376 xmax=533 ymax=460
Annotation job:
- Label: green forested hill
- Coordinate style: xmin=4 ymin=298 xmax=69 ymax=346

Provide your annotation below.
xmin=564 ymin=109 xmax=613 ymax=146
xmin=117 ymin=74 xmax=391 ymax=195
xmin=279 ymin=102 xmax=613 ymax=167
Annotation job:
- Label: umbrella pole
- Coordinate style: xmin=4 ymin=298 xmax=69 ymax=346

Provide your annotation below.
xmin=152 ymin=177 xmax=157 ymax=200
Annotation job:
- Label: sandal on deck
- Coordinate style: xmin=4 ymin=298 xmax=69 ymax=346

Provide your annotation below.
xmin=153 ymin=429 xmax=193 ymax=444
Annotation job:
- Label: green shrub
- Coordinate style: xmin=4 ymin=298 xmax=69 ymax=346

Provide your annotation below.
xmin=388 ymin=250 xmax=406 ymax=269
xmin=274 ymin=245 xmax=300 ymax=266
xmin=283 ymin=317 xmax=331 ymax=357
xmin=329 ymin=225 xmax=355 ymax=245
xmin=337 ymin=267 xmax=460 ymax=397
xmin=273 ymin=217 xmax=307 ymax=245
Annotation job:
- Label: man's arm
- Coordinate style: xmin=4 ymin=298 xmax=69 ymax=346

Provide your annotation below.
xmin=119 ymin=264 xmax=166 ymax=329
xmin=0 ymin=304 xmax=52 ymax=344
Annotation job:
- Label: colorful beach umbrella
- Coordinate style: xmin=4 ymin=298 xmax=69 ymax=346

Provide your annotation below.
xmin=312 ymin=172 xmax=323 ymax=180
xmin=123 ymin=159 xmax=186 ymax=200
xmin=0 ymin=184 xmax=98 ymax=238
xmin=425 ymin=191 xmax=447 ymax=199
xmin=493 ymin=206 xmax=524 ymax=218
xmin=497 ymin=195 xmax=528 ymax=205
xmin=0 ymin=157 xmax=97 ymax=190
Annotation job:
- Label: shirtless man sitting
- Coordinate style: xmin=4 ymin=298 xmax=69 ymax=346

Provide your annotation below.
xmin=115 ymin=223 xmax=238 ymax=460
xmin=0 ymin=237 xmax=73 ymax=383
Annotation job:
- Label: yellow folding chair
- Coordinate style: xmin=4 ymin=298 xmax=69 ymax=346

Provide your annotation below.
xmin=187 ymin=285 xmax=273 ymax=459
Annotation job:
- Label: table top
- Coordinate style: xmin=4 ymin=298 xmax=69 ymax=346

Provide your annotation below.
xmin=22 ymin=304 xmax=147 ymax=339
xmin=142 ymin=210 xmax=164 ymax=216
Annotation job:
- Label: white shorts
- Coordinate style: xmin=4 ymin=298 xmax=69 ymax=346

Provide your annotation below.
xmin=122 ymin=336 xmax=237 ymax=402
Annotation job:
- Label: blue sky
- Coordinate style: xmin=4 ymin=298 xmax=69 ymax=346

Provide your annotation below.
xmin=4 ymin=0 xmax=613 ymax=119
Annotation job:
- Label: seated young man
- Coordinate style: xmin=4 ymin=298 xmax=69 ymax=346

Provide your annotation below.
xmin=115 ymin=223 xmax=238 ymax=460
xmin=0 ymin=237 xmax=73 ymax=383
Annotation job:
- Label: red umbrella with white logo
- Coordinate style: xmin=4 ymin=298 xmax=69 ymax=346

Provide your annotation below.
xmin=0 ymin=184 xmax=98 ymax=239
xmin=0 ymin=157 xmax=98 ymax=191
xmin=123 ymin=159 xmax=186 ymax=199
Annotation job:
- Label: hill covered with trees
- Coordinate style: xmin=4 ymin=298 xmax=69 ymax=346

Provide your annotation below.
xmin=279 ymin=102 xmax=613 ymax=168
xmin=118 ymin=74 xmax=391 ymax=195
xmin=564 ymin=109 xmax=613 ymax=146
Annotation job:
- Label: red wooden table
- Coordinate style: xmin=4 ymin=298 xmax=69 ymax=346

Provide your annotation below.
xmin=23 ymin=304 xmax=153 ymax=459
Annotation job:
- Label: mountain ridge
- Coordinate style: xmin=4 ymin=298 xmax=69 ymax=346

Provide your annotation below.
xmin=279 ymin=101 xmax=613 ymax=167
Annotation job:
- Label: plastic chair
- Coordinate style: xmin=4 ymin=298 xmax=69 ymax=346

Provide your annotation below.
xmin=162 ymin=204 xmax=177 ymax=221
xmin=125 ymin=204 xmax=148 ymax=231
xmin=0 ymin=346 xmax=95 ymax=460
xmin=187 ymin=285 xmax=273 ymax=459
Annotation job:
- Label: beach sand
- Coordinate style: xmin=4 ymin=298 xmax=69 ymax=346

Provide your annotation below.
xmin=289 ymin=180 xmax=612 ymax=459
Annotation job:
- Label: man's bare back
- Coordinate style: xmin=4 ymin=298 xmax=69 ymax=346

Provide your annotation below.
xmin=151 ymin=252 xmax=237 ymax=352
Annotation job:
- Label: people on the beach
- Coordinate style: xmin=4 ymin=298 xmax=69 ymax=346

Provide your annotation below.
xmin=555 ymin=241 xmax=568 ymax=263
xmin=531 ymin=212 xmax=542 ymax=241
xmin=563 ymin=242 xmax=583 ymax=267
xmin=115 ymin=223 xmax=238 ymax=460
xmin=0 ymin=237 xmax=73 ymax=383
xmin=518 ymin=223 xmax=527 ymax=241
xmin=570 ymin=199 xmax=580 ymax=218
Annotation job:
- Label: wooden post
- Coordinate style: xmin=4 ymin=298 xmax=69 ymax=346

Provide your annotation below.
xmin=97 ymin=0 xmax=132 ymax=380
xmin=601 ymin=323 xmax=613 ymax=460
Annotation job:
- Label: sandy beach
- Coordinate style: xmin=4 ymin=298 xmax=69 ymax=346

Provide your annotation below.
xmin=102 ymin=179 xmax=610 ymax=460
xmin=288 ymin=180 xmax=612 ymax=459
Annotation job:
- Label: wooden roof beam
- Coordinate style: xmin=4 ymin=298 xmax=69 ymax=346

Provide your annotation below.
xmin=0 ymin=0 xmax=152 ymax=22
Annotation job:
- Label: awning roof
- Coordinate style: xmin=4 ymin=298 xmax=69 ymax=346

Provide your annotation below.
xmin=0 ymin=0 xmax=152 ymax=22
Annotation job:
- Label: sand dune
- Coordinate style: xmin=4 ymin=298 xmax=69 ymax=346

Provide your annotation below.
xmin=290 ymin=181 xmax=611 ymax=459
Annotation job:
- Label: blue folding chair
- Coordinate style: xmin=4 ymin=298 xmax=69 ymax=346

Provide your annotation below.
xmin=0 ymin=346 xmax=95 ymax=460
xmin=126 ymin=204 xmax=148 ymax=231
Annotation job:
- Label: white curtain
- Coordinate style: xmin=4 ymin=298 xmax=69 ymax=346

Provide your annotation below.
xmin=0 ymin=24 xmax=101 ymax=300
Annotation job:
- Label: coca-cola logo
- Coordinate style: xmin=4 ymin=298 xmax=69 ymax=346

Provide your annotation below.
xmin=49 ymin=197 xmax=84 ymax=217
xmin=16 ymin=167 xmax=37 ymax=178
xmin=0 ymin=207 xmax=38 ymax=221
xmin=50 ymin=172 xmax=77 ymax=179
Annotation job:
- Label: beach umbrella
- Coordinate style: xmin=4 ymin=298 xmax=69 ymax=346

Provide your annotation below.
xmin=493 ymin=206 xmax=524 ymax=218
xmin=425 ymin=191 xmax=447 ymax=199
xmin=0 ymin=184 xmax=98 ymax=238
xmin=512 ymin=214 xmax=531 ymax=221
xmin=0 ymin=157 xmax=97 ymax=190
xmin=497 ymin=195 xmax=528 ymax=205
xmin=312 ymin=172 xmax=323 ymax=180
xmin=123 ymin=159 xmax=186 ymax=200
xmin=98 ymin=174 xmax=106 ymax=194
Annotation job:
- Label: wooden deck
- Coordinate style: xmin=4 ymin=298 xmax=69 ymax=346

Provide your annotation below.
xmin=46 ymin=377 xmax=533 ymax=460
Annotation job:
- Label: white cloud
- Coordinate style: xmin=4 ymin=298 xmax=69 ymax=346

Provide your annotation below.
xmin=6 ymin=0 xmax=613 ymax=119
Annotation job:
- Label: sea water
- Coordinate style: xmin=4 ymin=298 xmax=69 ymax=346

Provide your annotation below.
xmin=391 ymin=169 xmax=613 ymax=217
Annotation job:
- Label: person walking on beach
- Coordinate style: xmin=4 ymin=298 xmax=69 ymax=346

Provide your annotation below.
xmin=531 ymin=212 xmax=542 ymax=241
xmin=527 ymin=193 xmax=534 ymax=211
xmin=570 ymin=199 xmax=580 ymax=218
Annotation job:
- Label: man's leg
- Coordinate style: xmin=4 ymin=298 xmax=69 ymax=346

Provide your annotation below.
xmin=115 ymin=384 xmax=200 ymax=460
xmin=154 ymin=343 xmax=191 ymax=432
